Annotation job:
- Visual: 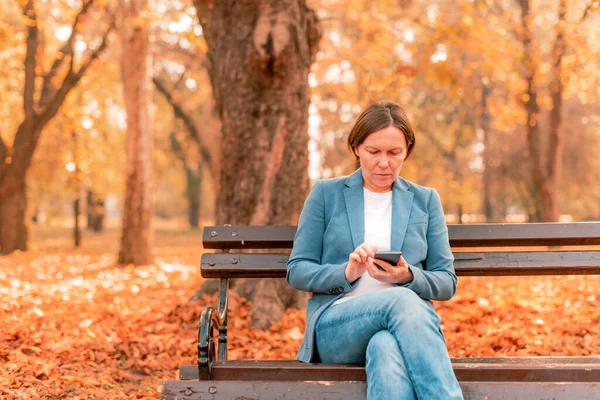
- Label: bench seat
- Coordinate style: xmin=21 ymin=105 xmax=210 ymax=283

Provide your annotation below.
xmin=177 ymin=357 xmax=600 ymax=382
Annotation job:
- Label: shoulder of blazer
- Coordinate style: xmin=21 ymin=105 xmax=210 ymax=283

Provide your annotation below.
xmin=318 ymin=175 xmax=350 ymax=192
xmin=400 ymin=177 xmax=435 ymax=200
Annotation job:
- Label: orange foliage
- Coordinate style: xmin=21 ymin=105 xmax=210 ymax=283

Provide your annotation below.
xmin=1 ymin=245 xmax=599 ymax=398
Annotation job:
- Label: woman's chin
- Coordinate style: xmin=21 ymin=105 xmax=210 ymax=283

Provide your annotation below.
xmin=366 ymin=178 xmax=394 ymax=192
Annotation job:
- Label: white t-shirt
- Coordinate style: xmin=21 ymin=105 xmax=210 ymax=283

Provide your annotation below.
xmin=333 ymin=187 xmax=394 ymax=305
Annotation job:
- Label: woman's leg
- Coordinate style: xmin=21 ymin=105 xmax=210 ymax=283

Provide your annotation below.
xmin=366 ymin=330 xmax=416 ymax=400
xmin=315 ymin=287 xmax=463 ymax=400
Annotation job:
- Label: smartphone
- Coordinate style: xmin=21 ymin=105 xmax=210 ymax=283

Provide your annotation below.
xmin=374 ymin=251 xmax=402 ymax=270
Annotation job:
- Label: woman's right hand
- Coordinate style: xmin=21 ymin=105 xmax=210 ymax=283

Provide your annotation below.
xmin=345 ymin=243 xmax=378 ymax=283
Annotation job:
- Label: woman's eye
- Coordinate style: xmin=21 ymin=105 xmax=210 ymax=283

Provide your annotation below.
xmin=368 ymin=150 xmax=378 ymax=154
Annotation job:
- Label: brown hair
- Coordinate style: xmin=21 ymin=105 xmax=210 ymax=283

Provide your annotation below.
xmin=347 ymin=101 xmax=416 ymax=159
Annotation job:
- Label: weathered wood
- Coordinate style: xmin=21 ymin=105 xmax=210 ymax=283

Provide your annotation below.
xmin=446 ymin=223 xmax=600 ymax=246
xmin=178 ymin=357 xmax=600 ymax=382
xmin=202 ymin=226 xmax=297 ymax=249
xmin=200 ymin=251 xmax=600 ymax=278
xmin=161 ymin=380 xmax=600 ymax=400
xmin=451 ymin=356 xmax=600 ymax=364
xmin=202 ymin=223 xmax=600 ymax=249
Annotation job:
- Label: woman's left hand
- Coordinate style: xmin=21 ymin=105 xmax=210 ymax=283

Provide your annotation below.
xmin=366 ymin=255 xmax=413 ymax=285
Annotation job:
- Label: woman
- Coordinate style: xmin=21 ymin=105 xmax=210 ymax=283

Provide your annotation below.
xmin=286 ymin=101 xmax=463 ymax=399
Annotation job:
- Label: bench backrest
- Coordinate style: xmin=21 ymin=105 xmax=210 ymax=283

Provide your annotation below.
xmin=201 ymin=222 xmax=600 ymax=278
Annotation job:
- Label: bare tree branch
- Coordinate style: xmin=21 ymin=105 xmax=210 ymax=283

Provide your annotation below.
xmin=546 ymin=0 xmax=566 ymax=178
xmin=578 ymin=1 xmax=594 ymax=25
xmin=22 ymin=0 xmax=37 ymax=121
xmin=39 ymin=0 xmax=95 ymax=107
xmin=37 ymin=17 xmax=115 ymax=131
xmin=172 ymin=71 xmax=186 ymax=89
xmin=424 ymin=132 xmax=454 ymax=161
xmin=169 ymin=130 xmax=187 ymax=165
xmin=154 ymin=40 xmax=206 ymax=67
xmin=153 ymin=77 xmax=215 ymax=176
xmin=78 ymin=16 xmax=116 ymax=74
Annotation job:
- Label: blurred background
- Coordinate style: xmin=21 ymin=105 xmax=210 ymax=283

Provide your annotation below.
xmin=1 ymin=2 xmax=599 ymax=397
xmin=0 ymin=0 xmax=599 ymax=255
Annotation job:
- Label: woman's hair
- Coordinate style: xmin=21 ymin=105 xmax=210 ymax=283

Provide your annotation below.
xmin=347 ymin=101 xmax=416 ymax=159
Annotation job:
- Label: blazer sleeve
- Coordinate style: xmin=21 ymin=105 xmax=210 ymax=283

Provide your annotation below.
xmin=401 ymin=189 xmax=458 ymax=301
xmin=286 ymin=180 xmax=355 ymax=294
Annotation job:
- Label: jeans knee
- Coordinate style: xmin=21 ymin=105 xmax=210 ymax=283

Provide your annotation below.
xmin=389 ymin=288 xmax=425 ymax=313
xmin=366 ymin=330 xmax=401 ymax=367
xmin=389 ymin=286 xmax=422 ymax=303
xmin=387 ymin=288 xmax=439 ymax=331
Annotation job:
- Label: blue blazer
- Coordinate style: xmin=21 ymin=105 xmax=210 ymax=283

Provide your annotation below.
xmin=286 ymin=168 xmax=458 ymax=363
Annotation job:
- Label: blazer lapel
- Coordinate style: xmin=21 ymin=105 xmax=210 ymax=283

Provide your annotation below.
xmin=344 ymin=169 xmax=365 ymax=249
xmin=391 ymin=177 xmax=414 ymax=251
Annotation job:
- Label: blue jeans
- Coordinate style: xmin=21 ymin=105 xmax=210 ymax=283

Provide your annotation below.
xmin=315 ymin=287 xmax=463 ymax=400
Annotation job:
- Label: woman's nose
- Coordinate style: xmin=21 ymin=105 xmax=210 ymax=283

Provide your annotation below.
xmin=378 ymin=156 xmax=389 ymax=167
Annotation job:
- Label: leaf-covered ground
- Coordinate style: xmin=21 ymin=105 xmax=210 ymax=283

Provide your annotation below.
xmin=1 ymin=225 xmax=599 ymax=399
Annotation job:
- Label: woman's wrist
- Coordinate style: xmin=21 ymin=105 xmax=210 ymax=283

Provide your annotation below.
xmin=345 ymin=266 xmax=358 ymax=283
xmin=394 ymin=266 xmax=414 ymax=285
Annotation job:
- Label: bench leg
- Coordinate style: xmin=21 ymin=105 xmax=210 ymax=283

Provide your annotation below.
xmin=197 ymin=278 xmax=229 ymax=380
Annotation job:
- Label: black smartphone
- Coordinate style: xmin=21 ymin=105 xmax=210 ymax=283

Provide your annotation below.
xmin=374 ymin=251 xmax=402 ymax=270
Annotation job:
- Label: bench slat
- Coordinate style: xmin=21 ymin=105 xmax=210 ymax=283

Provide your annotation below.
xmin=202 ymin=223 xmax=600 ymax=249
xmin=162 ymin=380 xmax=600 ymax=400
xmin=200 ymin=251 xmax=600 ymax=278
xmin=179 ymin=357 xmax=600 ymax=382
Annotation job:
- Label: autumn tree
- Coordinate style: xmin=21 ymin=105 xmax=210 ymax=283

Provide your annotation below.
xmin=153 ymin=77 xmax=216 ymax=228
xmin=0 ymin=0 xmax=113 ymax=254
xmin=308 ymin=0 xmax=492 ymax=217
xmin=117 ymin=0 xmax=153 ymax=265
xmin=192 ymin=0 xmax=321 ymax=327
xmin=517 ymin=0 xmax=596 ymax=221
xmin=149 ymin=1 xmax=221 ymax=226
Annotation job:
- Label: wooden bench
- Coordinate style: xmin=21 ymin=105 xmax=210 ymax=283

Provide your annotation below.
xmin=162 ymin=222 xmax=600 ymax=400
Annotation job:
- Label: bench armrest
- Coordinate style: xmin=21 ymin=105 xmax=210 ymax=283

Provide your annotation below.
xmin=197 ymin=278 xmax=229 ymax=380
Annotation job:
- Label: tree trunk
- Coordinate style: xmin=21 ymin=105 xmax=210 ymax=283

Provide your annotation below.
xmin=117 ymin=0 xmax=153 ymax=265
xmin=480 ymin=84 xmax=494 ymax=222
xmin=168 ymin=131 xmax=203 ymax=230
xmin=185 ymin=163 xmax=202 ymax=229
xmin=518 ymin=0 xmax=565 ymax=222
xmin=519 ymin=0 xmax=545 ymax=222
xmin=0 ymin=1 xmax=113 ymax=254
xmin=153 ymin=77 xmax=216 ymax=177
xmin=193 ymin=0 xmax=320 ymax=328
xmin=87 ymin=190 xmax=105 ymax=232
xmin=0 ymin=172 xmax=28 ymax=254
xmin=544 ymin=0 xmax=566 ymax=222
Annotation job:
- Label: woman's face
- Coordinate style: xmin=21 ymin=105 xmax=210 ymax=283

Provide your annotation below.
xmin=355 ymin=125 xmax=408 ymax=193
